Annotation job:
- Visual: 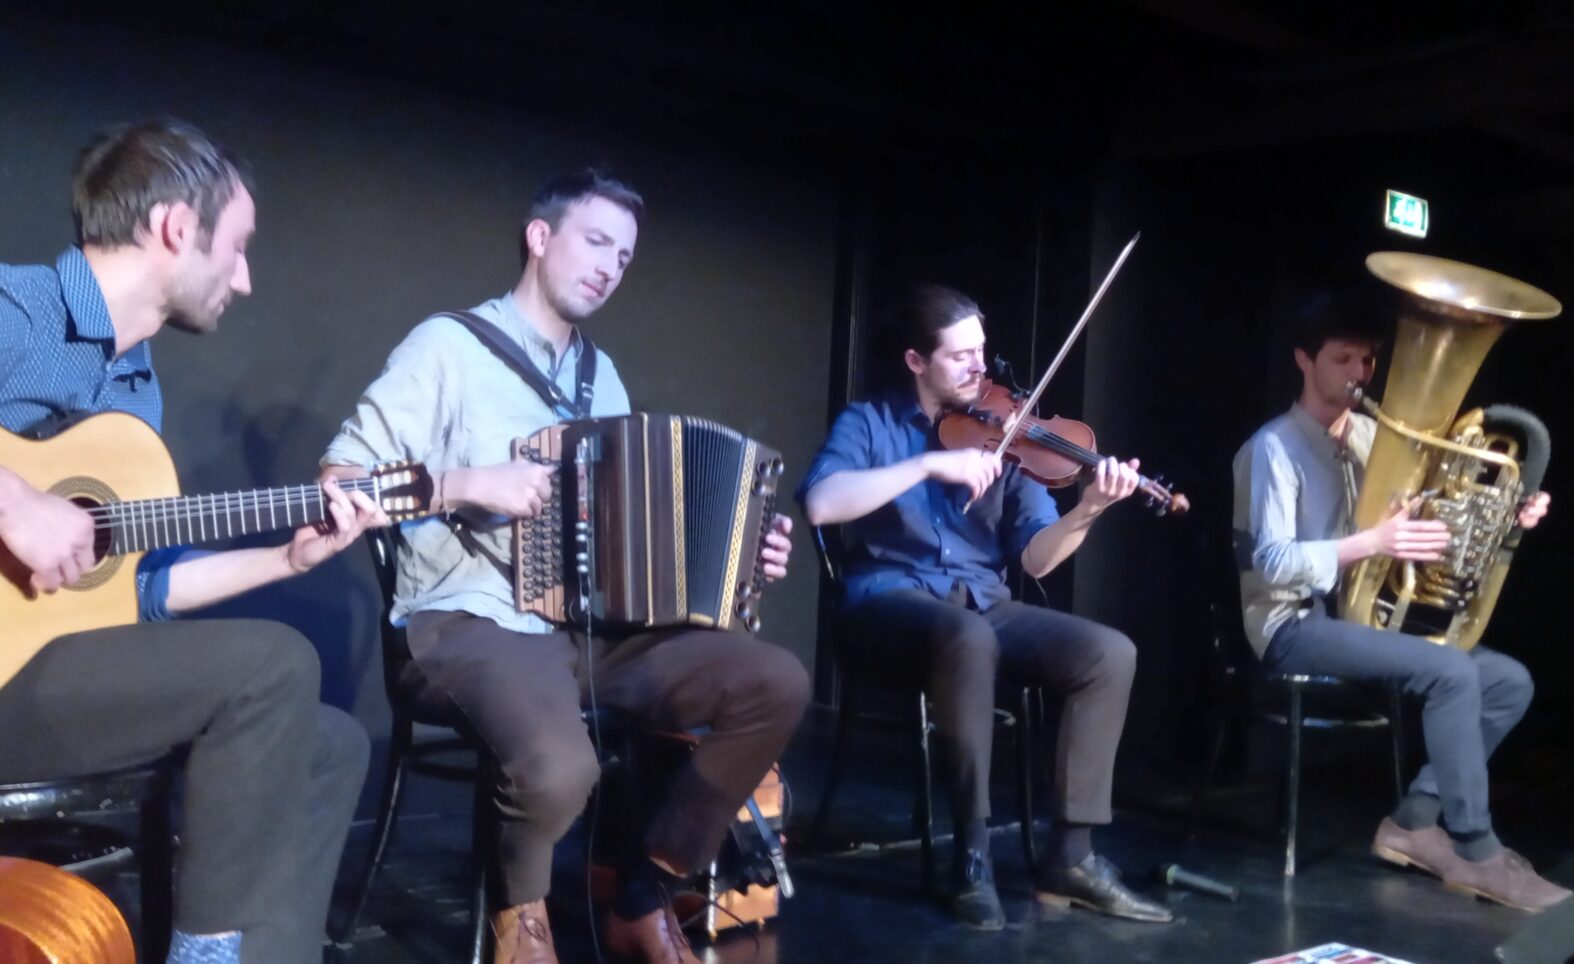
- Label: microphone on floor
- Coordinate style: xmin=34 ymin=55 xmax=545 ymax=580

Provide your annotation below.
xmin=1156 ymin=863 xmax=1239 ymax=901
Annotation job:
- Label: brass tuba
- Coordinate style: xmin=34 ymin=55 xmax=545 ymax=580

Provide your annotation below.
xmin=1341 ymin=252 xmax=1560 ymax=650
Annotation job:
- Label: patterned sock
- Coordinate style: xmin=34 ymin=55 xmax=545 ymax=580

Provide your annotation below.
xmin=1391 ymin=791 xmax=1443 ymax=831
xmin=166 ymin=930 xmax=241 ymax=964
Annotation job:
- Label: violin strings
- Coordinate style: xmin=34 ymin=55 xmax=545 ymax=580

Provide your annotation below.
xmin=1015 ymin=422 xmax=1166 ymax=492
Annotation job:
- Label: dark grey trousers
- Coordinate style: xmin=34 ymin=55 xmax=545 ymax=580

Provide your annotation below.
xmin=0 ymin=619 xmax=369 ymax=964
xmin=1262 ymin=605 xmax=1533 ymax=837
xmin=404 ymin=610 xmax=811 ymax=906
xmin=839 ymin=589 xmax=1138 ymax=828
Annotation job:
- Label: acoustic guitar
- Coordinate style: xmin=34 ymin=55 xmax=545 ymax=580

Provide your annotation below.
xmin=0 ymin=856 xmax=134 ymax=964
xmin=0 ymin=411 xmax=431 ymax=689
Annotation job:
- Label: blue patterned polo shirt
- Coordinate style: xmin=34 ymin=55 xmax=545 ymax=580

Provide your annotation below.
xmin=0 ymin=247 xmax=176 ymax=619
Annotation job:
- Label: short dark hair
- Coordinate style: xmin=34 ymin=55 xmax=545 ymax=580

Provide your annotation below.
xmin=894 ymin=283 xmax=983 ymax=359
xmin=520 ymin=168 xmax=644 ymax=266
xmin=1291 ymin=284 xmax=1385 ymax=357
xmin=71 ymin=118 xmax=253 ymax=251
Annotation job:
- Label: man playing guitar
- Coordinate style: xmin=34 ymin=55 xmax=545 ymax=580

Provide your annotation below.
xmin=0 ymin=118 xmax=383 ymax=963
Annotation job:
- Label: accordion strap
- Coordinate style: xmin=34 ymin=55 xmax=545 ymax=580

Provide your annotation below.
xmin=438 ymin=310 xmax=598 ymax=419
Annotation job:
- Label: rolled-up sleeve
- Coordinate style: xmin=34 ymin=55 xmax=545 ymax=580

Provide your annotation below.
xmin=796 ymin=404 xmax=875 ymax=505
xmin=1246 ymin=433 xmax=1340 ymax=592
xmin=134 ymin=546 xmax=193 ymax=622
xmin=1000 ymin=466 xmax=1061 ymax=562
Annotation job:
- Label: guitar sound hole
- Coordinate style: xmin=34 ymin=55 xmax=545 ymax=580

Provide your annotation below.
xmin=70 ymin=497 xmax=114 ymax=564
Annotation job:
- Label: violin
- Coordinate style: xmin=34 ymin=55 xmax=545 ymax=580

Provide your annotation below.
xmin=937 ymin=379 xmax=1190 ymax=516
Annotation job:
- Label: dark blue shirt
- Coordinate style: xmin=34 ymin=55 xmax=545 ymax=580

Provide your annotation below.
xmin=0 ymin=248 xmax=178 ymax=620
xmin=798 ymin=392 xmax=1061 ymax=611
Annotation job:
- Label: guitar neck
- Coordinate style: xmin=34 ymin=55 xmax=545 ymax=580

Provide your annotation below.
xmin=102 ymin=477 xmax=386 ymax=555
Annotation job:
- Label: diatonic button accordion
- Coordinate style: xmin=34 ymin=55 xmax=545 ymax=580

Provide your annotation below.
xmin=512 ymin=414 xmax=783 ymax=633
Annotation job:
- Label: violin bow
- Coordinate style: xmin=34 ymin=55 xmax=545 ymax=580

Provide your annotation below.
xmin=963 ymin=231 xmax=1141 ymax=512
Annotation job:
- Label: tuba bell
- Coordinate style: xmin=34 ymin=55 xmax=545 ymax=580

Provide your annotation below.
xmin=1341 ymin=252 xmax=1560 ymax=650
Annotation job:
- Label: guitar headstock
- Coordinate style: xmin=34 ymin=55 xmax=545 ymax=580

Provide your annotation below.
xmin=369 ymin=461 xmax=435 ymax=522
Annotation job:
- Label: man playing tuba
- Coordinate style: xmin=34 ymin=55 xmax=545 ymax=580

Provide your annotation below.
xmin=1232 ymin=287 xmax=1567 ymax=912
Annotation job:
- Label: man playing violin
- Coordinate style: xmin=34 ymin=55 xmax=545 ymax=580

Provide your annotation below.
xmin=799 ymin=283 xmax=1172 ymax=928
xmin=1233 ymin=291 xmax=1567 ymax=911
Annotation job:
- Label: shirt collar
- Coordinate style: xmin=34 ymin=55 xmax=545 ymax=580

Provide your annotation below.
xmin=56 ymin=247 xmax=116 ymax=344
xmin=498 ymin=291 xmax=582 ymax=362
xmin=892 ymin=389 xmax=928 ymax=428
xmin=1288 ymin=401 xmax=1353 ymax=462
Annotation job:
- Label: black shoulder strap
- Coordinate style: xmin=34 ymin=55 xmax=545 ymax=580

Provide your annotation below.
xmin=438 ymin=311 xmax=597 ymax=419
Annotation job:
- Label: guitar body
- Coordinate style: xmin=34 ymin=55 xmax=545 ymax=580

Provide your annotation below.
xmin=0 ymin=412 xmax=177 ymax=688
xmin=0 ymin=856 xmax=135 ymax=964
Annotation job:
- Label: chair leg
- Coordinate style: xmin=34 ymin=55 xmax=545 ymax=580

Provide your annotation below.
xmin=471 ymin=753 xmax=496 ymax=964
xmin=1389 ymin=688 xmax=1407 ymax=807
xmin=138 ymin=767 xmax=174 ymax=963
xmin=915 ymin=692 xmax=936 ymax=894
xmin=1283 ymin=684 xmax=1304 ymax=877
xmin=332 ymin=722 xmax=414 ymax=943
xmin=1015 ymin=687 xmax=1038 ymax=873
xmin=1189 ymin=706 xmax=1231 ymax=843
xmin=809 ymin=690 xmax=860 ymax=852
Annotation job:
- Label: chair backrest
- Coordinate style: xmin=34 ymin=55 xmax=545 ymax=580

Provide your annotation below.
xmin=366 ymin=526 xmax=400 ymax=608
xmin=1205 ymin=520 xmax=1264 ymax=677
xmin=365 ymin=527 xmax=418 ymax=702
xmin=811 ymin=524 xmax=845 ymax=585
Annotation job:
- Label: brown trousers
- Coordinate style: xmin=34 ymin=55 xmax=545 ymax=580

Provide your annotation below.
xmin=404 ymin=611 xmax=810 ymax=904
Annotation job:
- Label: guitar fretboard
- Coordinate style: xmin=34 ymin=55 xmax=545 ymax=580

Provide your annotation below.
xmin=98 ymin=477 xmax=386 ymax=555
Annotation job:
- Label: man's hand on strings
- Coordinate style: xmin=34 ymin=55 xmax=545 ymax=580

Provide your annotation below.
xmin=285 ymin=478 xmax=390 ymax=573
xmin=0 ymin=476 xmax=97 ymax=594
xmin=1080 ymin=456 xmax=1141 ymax=514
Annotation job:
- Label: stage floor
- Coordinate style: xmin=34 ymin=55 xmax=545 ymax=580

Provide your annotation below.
xmin=318 ymin=703 xmax=1569 ymax=963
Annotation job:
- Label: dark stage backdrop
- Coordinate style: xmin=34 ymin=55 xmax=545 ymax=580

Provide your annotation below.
xmin=5 ymin=8 xmax=1573 ymax=832
xmin=0 ymin=14 xmax=835 ymax=805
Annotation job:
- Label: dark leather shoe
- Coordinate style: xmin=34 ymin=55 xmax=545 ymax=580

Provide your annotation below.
xmin=604 ymin=902 xmax=700 ymax=964
xmin=950 ymin=849 xmax=1006 ymax=930
xmin=1035 ymin=853 xmax=1173 ymax=922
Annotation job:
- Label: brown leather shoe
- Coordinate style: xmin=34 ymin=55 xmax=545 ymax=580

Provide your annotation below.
xmin=1370 ymin=817 xmax=1460 ymax=879
xmin=492 ymin=900 xmax=558 ymax=964
xmin=604 ymin=902 xmax=701 ymax=964
xmin=1443 ymin=848 xmax=1574 ymax=912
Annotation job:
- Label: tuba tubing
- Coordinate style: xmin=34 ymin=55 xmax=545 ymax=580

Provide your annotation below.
xmin=1340 ymin=252 xmax=1560 ymax=650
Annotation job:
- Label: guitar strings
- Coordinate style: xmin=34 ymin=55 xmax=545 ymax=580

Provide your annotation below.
xmin=83 ymin=478 xmax=383 ymax=529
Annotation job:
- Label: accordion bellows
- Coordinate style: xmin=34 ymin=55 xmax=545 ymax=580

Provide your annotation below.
xmin=513 ymin=414 xmax=783 ymax=633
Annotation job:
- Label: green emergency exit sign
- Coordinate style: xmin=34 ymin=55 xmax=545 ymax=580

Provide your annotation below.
xmin=1385 ymin=190 xmax=1428 ymax=238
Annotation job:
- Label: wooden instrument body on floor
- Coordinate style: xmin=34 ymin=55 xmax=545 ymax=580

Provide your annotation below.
xmin=0 ymin=856 xmax=135 ymax=964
